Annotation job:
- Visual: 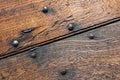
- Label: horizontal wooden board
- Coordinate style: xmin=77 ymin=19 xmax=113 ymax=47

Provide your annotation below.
xmin=0 ymin=0 xmax=120 ymax=57
xmin=0 ymin=21 xmax=120 ymax=80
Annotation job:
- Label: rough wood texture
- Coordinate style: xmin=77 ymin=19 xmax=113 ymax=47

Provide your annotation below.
xmin=0 ymin=21 xmax=120 ymax=80
xmin=0 ymin=0 xmax=120 ymax=57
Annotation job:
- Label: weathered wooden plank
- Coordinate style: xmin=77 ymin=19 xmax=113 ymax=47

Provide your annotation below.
xmin=0 ymin=21 xmax=120 ymax=80
xmin=0 ymin=0 xmax=120 ymax=57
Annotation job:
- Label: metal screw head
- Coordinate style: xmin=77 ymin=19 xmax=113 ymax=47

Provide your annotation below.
xmin=42 ymin=6 xmax=49 ymax=13
xmin=67 ymin=23 xmax=75 ymax=31
xmin=12 ymin=40 xmax=19 ymax=47
xmin=89 ymin=34 xmax=95 ymax=39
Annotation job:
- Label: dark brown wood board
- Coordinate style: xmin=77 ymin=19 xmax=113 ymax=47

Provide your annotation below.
xmin=0 ymin=0 xmax=120 ymax=57
xmin=0 ymin=21 xmax=120 ymax=80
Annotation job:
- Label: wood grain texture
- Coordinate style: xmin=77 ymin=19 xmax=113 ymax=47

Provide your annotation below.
xmin=0 ymin=21 xmax=120 ymax=80
xmin=0 ymin=0 xmax=120 ymax=57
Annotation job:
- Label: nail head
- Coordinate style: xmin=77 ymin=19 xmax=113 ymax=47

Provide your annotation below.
xmin=42 ymin=6 xmax=49 ymax=13
xmin=60 ymin=70 xmax=67 ymax=76
xmin=89 ymin=34 xmax=95 ymax=39
xmin=30 ymin=53 xmax=37 ymax=58
xmin=67 ymin=23 xmax=75 ymax=31
xmin=12 ymin=40 xmax=19 ymax=47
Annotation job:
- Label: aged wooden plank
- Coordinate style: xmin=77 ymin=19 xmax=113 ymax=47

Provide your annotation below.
xmin=0 ymin=0 xmax=120 ymax=57
xmin=0 ymin=21 xmax=120 ymax=80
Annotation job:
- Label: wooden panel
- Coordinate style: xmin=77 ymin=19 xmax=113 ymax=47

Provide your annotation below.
xmin=0 ymin=21 xmax=120 ymax=80
xmin=0 ymin=0 xmax=120 ymax=57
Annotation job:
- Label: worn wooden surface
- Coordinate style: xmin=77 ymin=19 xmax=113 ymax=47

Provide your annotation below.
xmin=0 ymin=0 xmax=120 ymax=57
xmin=0 ymin=21 xmax=120 ymax=80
